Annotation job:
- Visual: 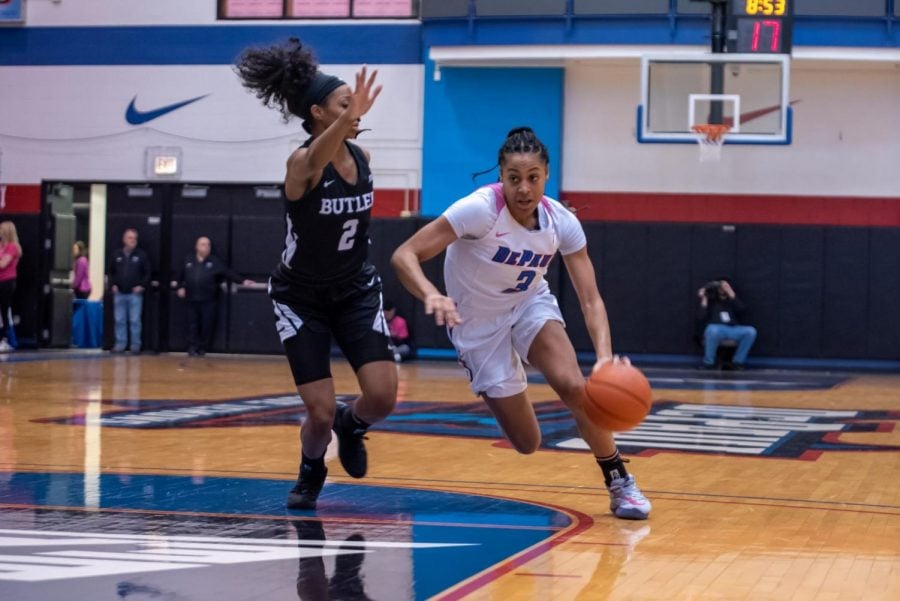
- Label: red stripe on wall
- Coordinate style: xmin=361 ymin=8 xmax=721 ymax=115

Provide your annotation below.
xmin=0 ymin=184 xmax=41 ymax=215
xmin=373 ymin=188 xmax=419 ymax=218
xmin=561 ymin=192 xmax=900 ymax=226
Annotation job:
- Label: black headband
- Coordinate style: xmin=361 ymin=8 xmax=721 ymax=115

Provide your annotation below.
xmin=299 ymin=72 xmax=346 ymax=119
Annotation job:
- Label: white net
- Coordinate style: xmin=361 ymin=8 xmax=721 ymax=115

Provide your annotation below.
xmin=692 ymin=125 xmax=729 ymax=163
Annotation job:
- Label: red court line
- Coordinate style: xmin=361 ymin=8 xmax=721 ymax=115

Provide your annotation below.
xmin=432 ymin=500 xmax=595 ymax=601
xmin=515 ymin=572 xmax=583 ymax=578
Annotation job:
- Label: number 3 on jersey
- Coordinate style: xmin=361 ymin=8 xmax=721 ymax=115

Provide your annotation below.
xmin=338 ymin=219 xmax=359 ymax=251
xmin=514 ymin=270 xmax=536 ymax=292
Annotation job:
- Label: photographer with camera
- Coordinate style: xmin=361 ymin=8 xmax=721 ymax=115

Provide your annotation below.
xmin=696 ymin=278 xmax=757 ymax=370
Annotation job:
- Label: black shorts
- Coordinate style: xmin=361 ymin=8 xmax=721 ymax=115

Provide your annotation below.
xmin=269 ymin=263 xmax=394 ymax=385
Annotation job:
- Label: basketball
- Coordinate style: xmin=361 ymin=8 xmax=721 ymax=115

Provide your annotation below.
xmin=583 ymin=363 xmax=653 ymax=431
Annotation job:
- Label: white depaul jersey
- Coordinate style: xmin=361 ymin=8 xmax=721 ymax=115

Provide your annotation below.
xmin=443 ymin=184 xmax=586 ymax=316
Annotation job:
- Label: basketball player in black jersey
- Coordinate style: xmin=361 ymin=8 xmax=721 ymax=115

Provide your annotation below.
xmin=236 ymin=39 xmax=397 ymax=510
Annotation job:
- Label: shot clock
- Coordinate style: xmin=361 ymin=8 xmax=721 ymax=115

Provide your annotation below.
xmin=727 ymin=0 xmax=794 ymax=54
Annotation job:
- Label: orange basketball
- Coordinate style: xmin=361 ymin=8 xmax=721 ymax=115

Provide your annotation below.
xmin=583 ymin=363 xmax=653 ymax=431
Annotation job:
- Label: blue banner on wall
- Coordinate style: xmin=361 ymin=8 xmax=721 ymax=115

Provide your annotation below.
xmin=0 ymin=0 xmax=24 ymax=24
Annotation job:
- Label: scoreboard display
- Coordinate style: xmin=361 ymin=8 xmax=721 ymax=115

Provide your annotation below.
xmin=727 ymin=0 xmax=794 ymax=54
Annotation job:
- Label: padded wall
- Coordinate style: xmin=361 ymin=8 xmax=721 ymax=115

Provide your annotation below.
xmin=552 ymin=222 xmax=898 ymax=361
xmin=777 ymin=228 xmax=825 ymax=357
xmin=735 ymin=227 xmax=781 ymax=357
xmin=868 ymin=229 xmax=900 ymax=359
xmin=228 ymin=289 xmax=282 ymax=354
xmin=92 ymin=185 xmax=900 ymax=362
xmin=230 ymin=188 xmax=284 ymax=277
xmin=822 ymin=228 xmax=869 ymax=358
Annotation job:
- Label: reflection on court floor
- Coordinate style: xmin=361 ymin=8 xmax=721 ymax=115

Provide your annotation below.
xmin=0 ymin=472 xmax=581 ymax=600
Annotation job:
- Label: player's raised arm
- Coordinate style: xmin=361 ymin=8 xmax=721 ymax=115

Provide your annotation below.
xmin=287 ymin=66 xmax=381 ymax=198
xmin=391 ymin=217 xmax=461 ymax=327
xmin=235 ymin=39 xmax=380 ymax=200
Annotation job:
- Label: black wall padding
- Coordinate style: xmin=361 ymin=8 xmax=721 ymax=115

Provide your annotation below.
xmin=822 ymin=228 xmax=869 ymax=358
xmin=777 ymin=228 xmax=825 ymax=357
xmin=230 ymin=188 xmax=284 ymax=277
xmin=600 ymin=224 xmax=648 ymax=352
xmin=645 ymin=224 xmax=693 ymax=353
xmin=413 ymin=248 xmax=454 ymax=349
xmin=368 ymin=218 xmax=420 ymax=341
xmin=228 ymin=290 xmax=282 ymax=354
xmin=691 ymin=224 xmax=736 ymax=287
xmin=231 ymin=216 xmax=284 ymax=277
xmin=49 ymin=288 xmax=73 ymax=347
xmin=544 ymin=248 xmax=564 ymax=300
xmin=89 ymin=182 xmax=900 ymax=362
xmin=170 ymin=185 xmax=233 ymax=271
xmin=559 ymin=223 xmax=603 ymax=352
xmin=167 ymin=290 xmax=229 ymax=353
xmin=735 ymin=227 xmax=781 ymax=357
xmin=104 ymin=186 xmax=163 ymax=281
xmin=867 ymin=229 xmax=900 ymax=359
xmin=175 ymin=186 xmax=232 ymax=215
xmin=169 ymin=215 xmax=230 ymax=272
xmin=406 ymin=217 xmax=452 ymax=349
xmin=106 ymin=185 xmax=165 ymax=215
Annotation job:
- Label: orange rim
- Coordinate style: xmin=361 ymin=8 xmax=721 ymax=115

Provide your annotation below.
xmin=691 ymin=124 xmax=730 ymax=142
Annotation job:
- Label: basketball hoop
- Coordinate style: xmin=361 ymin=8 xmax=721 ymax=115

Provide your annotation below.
xmin=691 ymin=124 xmax=730 ymax=163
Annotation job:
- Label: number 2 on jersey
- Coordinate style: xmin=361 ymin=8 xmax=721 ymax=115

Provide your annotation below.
xmin=338 ymin=219 xmax=359 ymax=251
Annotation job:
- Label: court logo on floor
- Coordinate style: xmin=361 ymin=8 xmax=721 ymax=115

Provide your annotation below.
xmin=40 ymin=396 xmax=899 ymax=460
xmin=0 ymin=473 xmax=577 ymax=599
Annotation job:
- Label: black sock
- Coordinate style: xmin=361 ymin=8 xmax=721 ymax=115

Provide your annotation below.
xmin=341 ymin=407 xmax=370 ymax=433
xmin=596 ymin=451 xmax=629 ymax=486
xmin=300 ymin=453 xmax=326 ymax=481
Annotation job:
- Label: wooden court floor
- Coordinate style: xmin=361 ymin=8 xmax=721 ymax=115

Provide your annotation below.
xmin=1 ymin=351 xmax=898 ymax=600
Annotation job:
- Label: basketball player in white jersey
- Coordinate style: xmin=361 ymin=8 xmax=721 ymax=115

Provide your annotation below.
xmin=392 ymin=127 xmax=651 ymax=519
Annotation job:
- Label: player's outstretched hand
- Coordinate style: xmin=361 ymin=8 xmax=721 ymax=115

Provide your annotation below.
xmin=348 ymin=65 xmax=382 ymax=121
xmin=424 ymin=293 xmax=461 ymax=328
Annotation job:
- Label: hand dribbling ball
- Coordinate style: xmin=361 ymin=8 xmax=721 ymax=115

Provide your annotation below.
xmin=583 ymin=363 xmax=652 ymax=431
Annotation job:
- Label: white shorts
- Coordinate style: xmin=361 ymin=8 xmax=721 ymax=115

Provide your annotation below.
xmin=450 ymin=292 xmax=565 ymax=398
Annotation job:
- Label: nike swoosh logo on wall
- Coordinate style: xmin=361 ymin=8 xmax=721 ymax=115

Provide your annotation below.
xmin=725 ymin=99 xmax=801 ymax=128
xmin=125 ymin=94 xmax=209 ymax=125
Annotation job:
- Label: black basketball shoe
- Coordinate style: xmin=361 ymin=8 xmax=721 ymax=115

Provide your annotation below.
xmin=333 ymin=401 xmax=368 ymax=479
xmin=286 ymin=467 xmax=327 ymax=510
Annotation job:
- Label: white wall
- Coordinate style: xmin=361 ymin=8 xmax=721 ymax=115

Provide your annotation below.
xmin=562 ymin=60 xmax=900 ymax=197
xmin=0 ymin=64 xmax=423 ymax=188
